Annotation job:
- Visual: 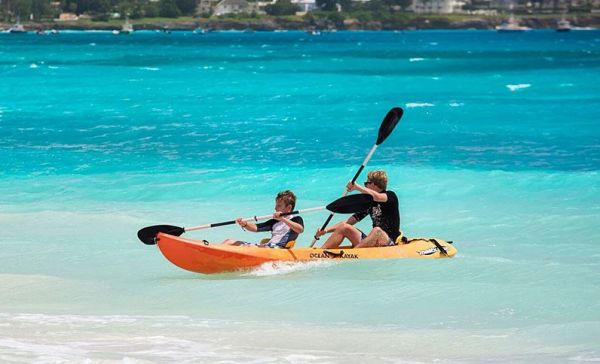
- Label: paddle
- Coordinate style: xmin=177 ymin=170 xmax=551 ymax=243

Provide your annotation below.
xmin=137 ymin=194 xmax=373 ymax=245
xmin=309 ymin=107 xmax=403 ymax=247
xmin=326 ymin=193 xmax=374 ymax=213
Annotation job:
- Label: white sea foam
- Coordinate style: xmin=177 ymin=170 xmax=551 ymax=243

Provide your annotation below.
xmin=91 ymin=124 xmax=120 ymax=129
xmin=243 ymin=260 xmax=338 ymax=277
xmin=29 ymin=63 xmax=38 ymax=69
xmin=0 ymin=337 xmax=87 ymax=361
xmin=506 ymin=83 xmax=531 ymax=91
xmin=406 ymin=102 xmax=435 ymax=108
xmin=470 ymin=334 xmax=511 ymax=339
xmin=74 ymin=164 xmax=91 ymax=171
xmin=28 ymin=143 xmax=99 ymax=151
xmin=569 ymin=353 xmax=600 ymax=362
xmin=131 ymin=126 xmax=157 ymax=131
xmin=0 ymin=313 xmax=590 ymax=363
xmin=409 ymin=57 xmax=425 ymax=62
xmin=449 ymin=102 xmax=464 ymax=107
xmin=140 ymin=67 xmax=160 ymax=71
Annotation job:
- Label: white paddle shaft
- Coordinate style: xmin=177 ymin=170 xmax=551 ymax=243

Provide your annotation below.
xmin=185 ymin=206 xmax=326 ymax=232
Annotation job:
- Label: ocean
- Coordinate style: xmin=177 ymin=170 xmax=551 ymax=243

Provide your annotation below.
xmin=0 ymin=29 xmax=599 ymax=363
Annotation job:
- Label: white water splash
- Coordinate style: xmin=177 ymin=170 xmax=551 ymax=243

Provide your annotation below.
xmin=506 ymin=83 xmax=531 ymax=91
xmin=243 ymin=260 xmax=338 ymax=277
xmin=406 ymin=102 xmax=435 ymax=108
xmin=130 ymin=126 xmax=157 ymax=131
xmin=409 ymin=57 xmax=425 ymax=62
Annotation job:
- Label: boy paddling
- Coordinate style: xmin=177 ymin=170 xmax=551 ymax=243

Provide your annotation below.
xmin=223 ymin=190 xmax=304 ymax=248
xmin=315 ymin=170 xmax=400 ymax=248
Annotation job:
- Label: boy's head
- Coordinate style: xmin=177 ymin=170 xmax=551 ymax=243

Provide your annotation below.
xmin=367 ymin=170 xmax=388 ymax=191
xmin=275 ymin=190 xmax=296 ymax=212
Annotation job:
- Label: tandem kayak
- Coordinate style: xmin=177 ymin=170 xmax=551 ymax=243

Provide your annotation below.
xmin=156 ymin=232 xmax=457 ymax=274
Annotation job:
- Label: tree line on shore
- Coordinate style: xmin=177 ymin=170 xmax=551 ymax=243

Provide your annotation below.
xmin=1 ymin=0 xmax=413 ymax=21
xmin=1 ymin=0 xmax=597 ymax=25
xmin=1 ymin=0 xmax=199 ymax=21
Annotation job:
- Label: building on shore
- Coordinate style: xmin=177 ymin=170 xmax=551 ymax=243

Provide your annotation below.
xmin=197 ymin=0 xmax=220 ymax=15
xmin=411 ymin=0 xmax=467 ymax=13
xmin=213 ymin=0 xmax=259 ymax=15
xmin=291 ymin=0 xmax=318 ymax=12
xmin=57 ymin=13 xmax=79 ymax=21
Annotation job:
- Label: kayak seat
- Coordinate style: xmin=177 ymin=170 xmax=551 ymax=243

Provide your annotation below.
xmin=259 ymin=238 xmax=296 ymax=249
xmin=395 ymin=230 xmax=408 ymax=245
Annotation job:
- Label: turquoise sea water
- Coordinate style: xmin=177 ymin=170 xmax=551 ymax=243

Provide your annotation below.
xmin=1 ymin=30 xmax=599 ymax=362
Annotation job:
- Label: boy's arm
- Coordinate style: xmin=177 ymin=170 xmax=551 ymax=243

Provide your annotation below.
xmin=237 ymin=218 xmax=258 ymax=232
xmin=315 ymin=216 xmax=357 ymax=238
xmin=348 ymin=182 xmax=388 ymax=202
xmin=274 ymin=213 xmax=304 ymax=234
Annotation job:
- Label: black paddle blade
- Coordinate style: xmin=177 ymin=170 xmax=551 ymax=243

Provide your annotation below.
xmin=376 ymin=107 xmax=403 ymax=145
xmin=326 ymin=194 xmax=374 ymax=214
xmin=137 ymin=225 xmax=185 ymax=245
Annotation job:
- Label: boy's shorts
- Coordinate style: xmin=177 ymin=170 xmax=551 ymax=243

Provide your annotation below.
xmin=235 ymin=241 xmax=283 ymax=249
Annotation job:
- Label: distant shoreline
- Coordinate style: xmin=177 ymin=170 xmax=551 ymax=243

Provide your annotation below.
xmin=2 ymin=14 xmax=599 ymax=32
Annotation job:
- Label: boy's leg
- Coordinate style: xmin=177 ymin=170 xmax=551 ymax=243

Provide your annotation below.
xmin=355 ymin=227 xmax=390 ymax=248
xmin=321 ymin=222 xmax=363 ymax=248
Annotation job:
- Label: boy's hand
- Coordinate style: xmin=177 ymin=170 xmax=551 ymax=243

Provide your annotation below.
xmin=315 ymin=228 xmax=326 ymax=238
xmin=346 ymin=181 xmax=357 ymax=192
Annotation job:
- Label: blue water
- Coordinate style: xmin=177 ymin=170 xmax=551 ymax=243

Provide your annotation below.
xmin=1 ymin=30 xmax=599 ymax=362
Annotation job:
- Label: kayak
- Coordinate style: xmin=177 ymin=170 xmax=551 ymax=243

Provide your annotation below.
xmin=156 ymin=232 xmax=457 ymax=274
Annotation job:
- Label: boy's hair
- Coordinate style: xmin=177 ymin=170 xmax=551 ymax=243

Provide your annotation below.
xmin=368 ymin=170 xmax=388 ymax=190
xmin=276 ymin=190 xmax=296 ymax=210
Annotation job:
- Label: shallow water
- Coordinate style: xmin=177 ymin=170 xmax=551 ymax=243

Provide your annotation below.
xmin=1 ymin=30 xmax=599 ymax=362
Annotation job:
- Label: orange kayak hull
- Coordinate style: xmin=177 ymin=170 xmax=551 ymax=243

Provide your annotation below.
xmin=156 ymin=233 xmax=457 ymax=274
